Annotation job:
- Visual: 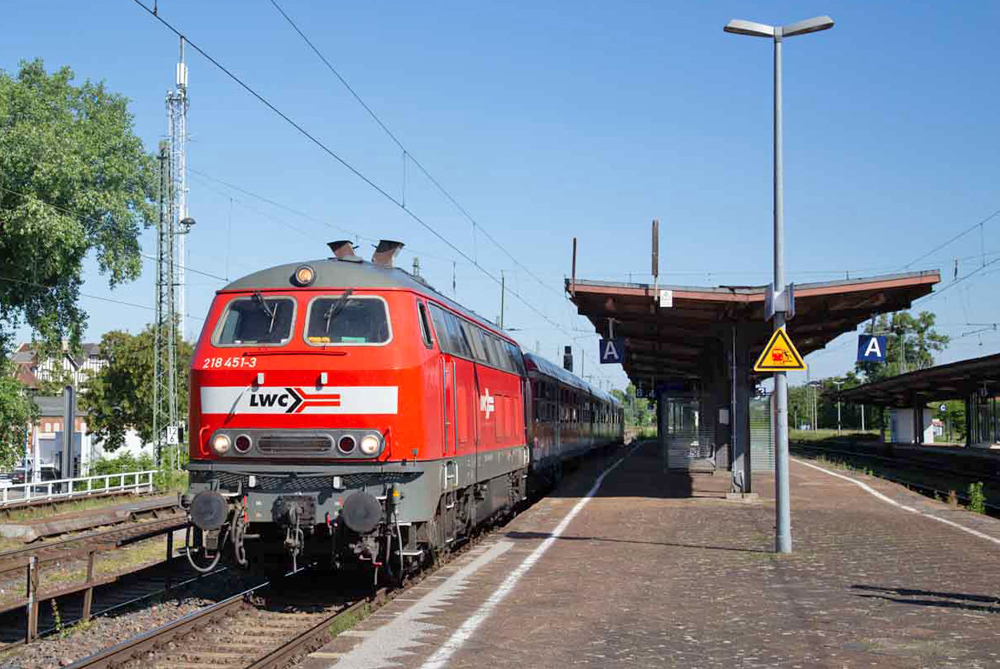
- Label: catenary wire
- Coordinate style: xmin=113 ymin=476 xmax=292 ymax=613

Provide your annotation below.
xmin=0 ymin=275 xmax=204 ymax=322
xmin=267 ymin=0 xmax=568 ymax=303
xmin=901 ymin=208 xmax=1000 ymax=270
xmin=0 ymin=184 xmax=229 ymax=284
xmin=129 ymin=0 xmax=574 ymax=337
xmin=189 ymin=168 xmax=467 ymax=266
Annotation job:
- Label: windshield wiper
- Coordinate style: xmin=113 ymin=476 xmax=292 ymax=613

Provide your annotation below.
xmin=253 ymin=291 xmax=278 ymax=333
xmin=324 ymin=288 xmax=354 ymax=333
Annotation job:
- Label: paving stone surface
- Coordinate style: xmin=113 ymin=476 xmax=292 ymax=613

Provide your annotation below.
xmin=303 ymin=442 xmax=1000 ymax=669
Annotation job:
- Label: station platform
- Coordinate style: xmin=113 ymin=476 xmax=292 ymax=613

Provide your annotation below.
xmin=305 ymin=441 xmax=1000 ymax=669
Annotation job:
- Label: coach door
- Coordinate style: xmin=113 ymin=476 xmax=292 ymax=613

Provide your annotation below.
xmin=441 ymin=357 xmax=457 ymax=456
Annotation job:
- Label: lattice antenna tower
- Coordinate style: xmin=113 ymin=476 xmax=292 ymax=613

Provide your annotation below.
xmin=153 ymin=142 xmax=178 ymax=468
xmin=167 ymin=37 xmax=193 ymax=340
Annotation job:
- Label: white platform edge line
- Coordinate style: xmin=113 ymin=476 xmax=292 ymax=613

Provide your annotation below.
xmin=419 ymin=445 xmax=638 ymax=669
xmin=792 ymin=457 xmax=1000 ymax=548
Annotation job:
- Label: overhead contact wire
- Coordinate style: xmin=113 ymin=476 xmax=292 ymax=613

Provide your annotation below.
xmin=130 ymin=0 xmax=573 ymax=336
xmin=266 ymin=0 xmax=569 ymax=301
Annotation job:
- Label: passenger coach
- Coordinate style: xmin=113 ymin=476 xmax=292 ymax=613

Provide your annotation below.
xmin=182 ymin=240 xmax=622 ymax=576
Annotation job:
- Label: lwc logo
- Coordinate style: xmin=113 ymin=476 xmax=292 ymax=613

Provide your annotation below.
xmin=248 ymin=387 xmax=305 ymax=413
xmin=248 ymin=387 xmax=342 ymax=414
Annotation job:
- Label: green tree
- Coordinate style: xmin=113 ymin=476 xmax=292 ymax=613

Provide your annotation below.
xmin=855 ymin=312 xmax=949 ymax=383
xmin=81 ymin=325 xmax=192 ymax=452
xmin=0 ymin=59 xmax=157 ymax=358
xmin=0 ymin=359 xmax=38 ymax=468
xmin=788 ymin=384 xmax=814 ymax=430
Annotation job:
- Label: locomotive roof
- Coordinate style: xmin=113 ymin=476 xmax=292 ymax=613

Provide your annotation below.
xmin=221 ymin=257 xmax=510 ymax=342
xmin=223 ymin=259 xmax=620 ymax=406
xmin=523 ymin=352 xmax=620 ymax=406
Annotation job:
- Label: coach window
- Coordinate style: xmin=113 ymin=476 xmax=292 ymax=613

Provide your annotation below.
xmin=305 ymin=295 xmax=391 ymax=345
xmin=462 ymin=321 xmax=487 ymax=362
xmin=417 ymin=301 xmax=434 ymax=349
xmin=215 ymin=295 xmax=296 ymax=347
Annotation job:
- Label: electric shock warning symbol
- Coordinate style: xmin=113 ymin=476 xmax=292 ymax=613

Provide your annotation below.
xmin=753 ymin=327 xmax=807 ymax=372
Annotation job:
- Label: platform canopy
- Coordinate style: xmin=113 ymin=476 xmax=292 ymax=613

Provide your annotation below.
xmin=837 ymin=352 xmax=1000 ymax=408
xmin=567 ymin=271 xmax=940 ymax=387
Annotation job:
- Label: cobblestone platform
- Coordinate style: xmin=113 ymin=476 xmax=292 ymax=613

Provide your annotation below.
xmin=305 ymin=441 xmax=1000 ymax=669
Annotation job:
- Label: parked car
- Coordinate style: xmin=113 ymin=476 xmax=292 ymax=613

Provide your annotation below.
xmin=10 ymin=463 xmax=60 ymax=485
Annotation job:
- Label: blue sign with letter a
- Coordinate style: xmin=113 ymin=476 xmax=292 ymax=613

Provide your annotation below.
xmin=599 ymin=337 xmax=625 ymax=364
xmin=857 ymin=335 xmax=888 ymax=362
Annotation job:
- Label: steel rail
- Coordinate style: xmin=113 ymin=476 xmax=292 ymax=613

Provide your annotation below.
xmin=246 ymin=589 xmax=387 ymax=669
xmin=791 ymin=442 xmax=1000 ymax=513
xmin=64 ymin=580 xmax=271 ymax=669
xmin=791 ymin=441 xmax=1000 ymax=483
xmin=0 ymin=514 xmax=186 ymax=576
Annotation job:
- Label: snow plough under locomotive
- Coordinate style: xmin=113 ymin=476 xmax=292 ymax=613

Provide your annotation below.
xmin=181 ymin=240 xmax=623 ymax=576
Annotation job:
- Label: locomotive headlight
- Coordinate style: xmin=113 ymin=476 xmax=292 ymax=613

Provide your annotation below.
xmin=293 ymin=265 xmax=315 ymax=286
xmin=211 ymin=434 xmax=231 ymax=455
xmin=359 ymin=434 xmax=380 ymax=456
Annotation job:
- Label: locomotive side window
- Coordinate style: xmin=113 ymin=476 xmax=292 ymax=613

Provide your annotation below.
xmin=461 ymin=320 xmax=487 ymax=361
xmin=305 ymin=295 xmax=391 ymax=345
xmin=215 ymin=295 xmax=296 ymax=347
xmin=417 ymin=301 xmax=434 ymax=349
xmin=445 ymin=312 xmax=473 ymax=357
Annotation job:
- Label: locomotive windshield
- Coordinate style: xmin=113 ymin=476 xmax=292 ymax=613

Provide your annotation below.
xmin=305 ymin=295 xmax=391 ymax=345
xmin=215 ymin=295 xmax=296 ymax=346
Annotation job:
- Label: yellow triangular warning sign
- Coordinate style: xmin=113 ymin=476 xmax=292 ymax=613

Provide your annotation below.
xmin=753 ymin=326 xmax=807 ymax=372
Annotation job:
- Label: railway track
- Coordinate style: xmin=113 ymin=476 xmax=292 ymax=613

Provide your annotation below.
xmin=62 ymin=466 xmax=543 ymax=669
xmin=0 ymin=513 xmax=186 ymax=576
xmin=64 ymin=571 xmax=376 ymax=669
xmin=791 ymin=441 xmax=1000 ymax=514
xmin=62 ymin=523 xmax=489 ymax=669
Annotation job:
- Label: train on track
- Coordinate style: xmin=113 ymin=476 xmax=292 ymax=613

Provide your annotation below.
xmin=181 ymin=240 xmax=623 ymax=576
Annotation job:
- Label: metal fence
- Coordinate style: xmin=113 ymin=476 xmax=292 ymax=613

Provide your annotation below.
xmin=662 ymin=397 xmax=717 ymax=471
xmin=0 ymin=470 xmax=158 ymax=507
xmin=750 ymin=396 xmax=776 ymax=472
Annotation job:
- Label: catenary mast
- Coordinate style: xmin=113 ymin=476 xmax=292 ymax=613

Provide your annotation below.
xmin=167 ymin=37 xmax=192 ymax=340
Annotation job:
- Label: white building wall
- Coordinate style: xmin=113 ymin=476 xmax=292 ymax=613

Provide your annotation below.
xmin=889 ymin=408 xmax=935 ymax=444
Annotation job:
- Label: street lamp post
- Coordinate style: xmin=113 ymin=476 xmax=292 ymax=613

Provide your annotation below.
xmin=832 ymin=379 xmax=843 ymax=435
xmin=726 ymin=14 xmax=835 ymax=554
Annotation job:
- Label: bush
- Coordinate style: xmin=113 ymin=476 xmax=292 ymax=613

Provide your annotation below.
xmin=967 ymin=482 xmax=987 ymax=514
xmin=89 ymin=451 xmax=156 ymax=476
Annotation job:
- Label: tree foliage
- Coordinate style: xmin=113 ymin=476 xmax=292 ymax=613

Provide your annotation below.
xmin=81 ymin=325 xmax=192 ymax=452
xmin=0 ymin=59 xmax=157 ymax=358
xmin=855 ymin=312 xmax=949 ymax=383
xmin=611 ymin=384 xmax=656 ymax=428
xmin=0 ymin=358 xmax=38 ymax=468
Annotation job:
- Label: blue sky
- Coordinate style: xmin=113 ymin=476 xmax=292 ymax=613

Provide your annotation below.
xmin=6 ymin=1 xmax=999 ymax=391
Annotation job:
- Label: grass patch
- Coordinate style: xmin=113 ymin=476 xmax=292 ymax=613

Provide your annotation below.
xmin=328 ymin=601 xmax=373 ymax=637
xmin=790 ymin=429 xmax=880 ymax=443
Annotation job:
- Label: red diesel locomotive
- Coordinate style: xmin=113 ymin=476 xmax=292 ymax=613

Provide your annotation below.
xmin=182 ymin=240 xmax=622 ymax=575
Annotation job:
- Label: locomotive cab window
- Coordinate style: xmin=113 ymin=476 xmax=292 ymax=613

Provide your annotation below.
xmin=215 ymin=294 xmax=296 ymax=346
xmin=417 ymin=301 xmax=434 ymax=349
xmin=305 ymin=295 xmax=391 ymax=345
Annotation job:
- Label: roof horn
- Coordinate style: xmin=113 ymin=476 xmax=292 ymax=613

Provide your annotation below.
xmin=328 ymin=240 xmax=358 ymax=259
xmin=372 ymin=240 xmax=404 ymax=267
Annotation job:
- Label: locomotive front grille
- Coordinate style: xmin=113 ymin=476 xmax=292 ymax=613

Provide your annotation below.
xmin=256 ymin=435 xmax=332 ymax=454
xmin=213 ymin=471 xmax=421 ymax=493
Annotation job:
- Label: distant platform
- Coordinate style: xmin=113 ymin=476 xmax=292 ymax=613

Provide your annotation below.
xmin=304 ymin=441 xmax=1000 ymax=669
